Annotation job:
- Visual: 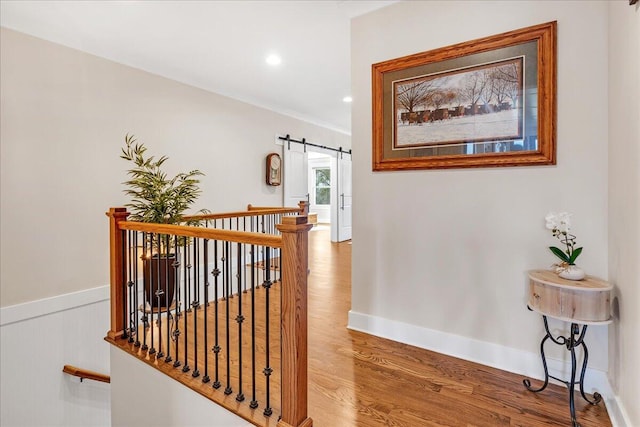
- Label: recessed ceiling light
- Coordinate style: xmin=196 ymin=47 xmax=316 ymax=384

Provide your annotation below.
xmin=266 ymin=54 xmax=282 ymax=66
xmin=342 ymin=96 xmax=353 ymax=103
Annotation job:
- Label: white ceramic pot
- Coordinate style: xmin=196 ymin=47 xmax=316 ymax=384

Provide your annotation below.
xmin=558 ymin=265 xmax=585 ymax=281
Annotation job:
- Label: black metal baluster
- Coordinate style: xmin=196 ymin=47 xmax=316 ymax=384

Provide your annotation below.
xmin=220 ymin=220 xmax=226 ymax=301
xmin=168 ymin=235 xmax=180 ymax=365
xmin=182 ymin=241 xmax=190 ymax=373
xmin=157 ymin=235 xmax=168 ymax=359
xmin=172 ymin=241 xmax=182 ymax=367
xmin=224 ymin=241 xmax=232 ymax=395
xmin=260 ymin=215 xmax=266 ymax=291
xmin=236 ymin=242 xmax=245 ymax=402
xmin=195 ymin=236 xmax=201 ymax=307
xmin=202 ymin=239 xmax=210 ymax=383
xmin=249 ymin=243 xmax=258 ymax=409
xmin=121 ymin=229 xmax=128 ymax=340
xmin=133 ymin=231 xmax=140 ymax=347
xmin=212 ymin=235 xmax=221 ymax=389
xmin=149 ymin=234 xmax=157 ymax=356
xmin=276 ymin=214 xmax=282 ymax=283
xmin=141 ymin=233 xmax=149 ymax=351
xmin=243 ymin=217 xmax=248 ymax=294
xmin=126 ymin=230 xmax=134 ymax=343
xmin=186 ymin=239 xmax=192 ymax=314
xmin=192 ymin=238 xmax=200 ymax=378
xmin=263 ymin=247 xmax=273 ymax=417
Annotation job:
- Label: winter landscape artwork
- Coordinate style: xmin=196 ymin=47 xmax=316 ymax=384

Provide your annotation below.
xmin=372 ymin=21 xmax=557 ymax=171
xmin=393 ymin=57 xmax=523 ymax=149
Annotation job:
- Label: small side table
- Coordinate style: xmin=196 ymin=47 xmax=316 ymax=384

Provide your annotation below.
xmin=524 ymin=269 xmax=612 ymax=427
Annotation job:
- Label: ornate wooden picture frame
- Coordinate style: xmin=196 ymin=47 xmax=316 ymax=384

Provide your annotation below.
xmin=372 ymin=21 xmax=556 ymax=171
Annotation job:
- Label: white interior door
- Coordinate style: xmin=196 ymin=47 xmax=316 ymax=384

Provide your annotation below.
xmin=283 ymin=142 xmax=308 ymax=208
xmin=337 ymin=154 xmax=352 ymax=242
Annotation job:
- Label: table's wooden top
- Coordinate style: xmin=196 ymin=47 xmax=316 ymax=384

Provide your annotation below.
xmin=528 ymin=269 xmax=613 ymax=291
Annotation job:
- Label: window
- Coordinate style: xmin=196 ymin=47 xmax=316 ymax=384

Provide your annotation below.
xmin=314 ymin=168 xmax=330 ymax=205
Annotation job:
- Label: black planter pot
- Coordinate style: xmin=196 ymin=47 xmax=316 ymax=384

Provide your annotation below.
xmin=143 ymin=254 xmax=176 ymax=309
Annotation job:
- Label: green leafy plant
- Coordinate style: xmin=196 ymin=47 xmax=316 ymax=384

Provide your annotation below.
xmin=121 ymin=134 xmax=208 ymax=253
xmin=545 ymin=211 xmax=583 ymax=266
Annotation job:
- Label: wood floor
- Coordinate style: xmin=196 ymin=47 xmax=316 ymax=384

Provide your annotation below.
xmin=108 ymin=228 xmax=612 ymax=427
xmin=305 ymin=229 xmax=611 ymax=427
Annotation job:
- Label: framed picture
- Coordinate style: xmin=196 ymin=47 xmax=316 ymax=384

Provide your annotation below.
xmin=372 ymin=21 xmax=556 ymax=171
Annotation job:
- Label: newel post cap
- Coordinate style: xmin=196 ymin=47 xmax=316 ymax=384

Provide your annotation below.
xmin=277 ymin=215 xmax=313 ymax=233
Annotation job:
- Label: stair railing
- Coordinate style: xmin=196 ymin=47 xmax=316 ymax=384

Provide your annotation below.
xmin=105 ymin=204 xmax=312 ymax=427
xmin=62 ymin=365 xmax=111 ymax=383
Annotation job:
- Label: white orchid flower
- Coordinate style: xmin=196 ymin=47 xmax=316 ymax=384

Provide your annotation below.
xmin=557 ymin=212 xmax=572 ymax=233
xmin=546 ymin=211 xmax=582 ymax=267
xmin=545 ymin=212 xmax=558 ymax=230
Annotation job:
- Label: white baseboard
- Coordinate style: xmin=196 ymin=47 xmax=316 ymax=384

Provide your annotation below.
xmin=0 ymin=285 xmax=109 ymax=326
xmin=606 ymin=395 xmax=634 ymax=427
xmin=348 ymin=310 xmax=629 ymax=427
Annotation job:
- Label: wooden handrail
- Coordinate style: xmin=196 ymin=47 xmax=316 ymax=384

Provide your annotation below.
xmin=183 ymin=205 xmax=304 ymax=221
xmin=117 ymin=221 xmax=283 ymax=248
xmin=63 ymin=365 xmax=110 ymax=384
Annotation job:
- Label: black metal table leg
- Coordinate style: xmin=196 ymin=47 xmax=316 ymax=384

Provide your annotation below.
xmin=568 ymin=323 xmax=580 ymax=427
xmin=578 ymin=339 xmax=603 ymax=405
xmin=523 ymin=314 xmax=599 ymax=427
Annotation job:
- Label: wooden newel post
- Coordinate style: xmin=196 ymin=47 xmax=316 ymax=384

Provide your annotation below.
xmin=276 ymin=215 xmax=313 ymax=427
xmin=106 ymin=207 xmax=129 ymax=340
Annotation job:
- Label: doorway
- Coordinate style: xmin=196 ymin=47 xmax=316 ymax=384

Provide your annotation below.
xmin=308 ymin=152 xmax=332 ymax=225
xmin=283 ymin=142 xmax=351 ymax=242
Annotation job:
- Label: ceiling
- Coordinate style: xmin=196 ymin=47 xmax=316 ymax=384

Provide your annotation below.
xmin=0 ymin=0 xmax=398 ymax=134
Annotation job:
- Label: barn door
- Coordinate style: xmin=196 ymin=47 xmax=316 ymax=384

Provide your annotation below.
xmin=283 ymin=141 xmax=309 ymax=208
xmin=337 ymin=153 xmax=352 ymax=242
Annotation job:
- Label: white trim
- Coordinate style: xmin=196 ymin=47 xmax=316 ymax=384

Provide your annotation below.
xmin=606 ymin=395 xmax=633 ymax=427
xmin=0 ymin=285 xmax=109 ymax=326
xmin=348 ymin=310 xmax=628 ymax=427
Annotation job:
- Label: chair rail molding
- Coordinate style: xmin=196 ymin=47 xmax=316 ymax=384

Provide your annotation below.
xmin=1 ymin=285 xmax=109 ymax=326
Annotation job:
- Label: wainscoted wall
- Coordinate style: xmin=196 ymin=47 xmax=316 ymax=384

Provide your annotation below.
xmin=0 ymin=288 xmax=111 ymax=427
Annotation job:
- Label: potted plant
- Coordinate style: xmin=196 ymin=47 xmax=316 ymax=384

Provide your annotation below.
xmin=545 ymin=211 xmax=585 ymax=280
xmin=121 ymin=134 xmax=208 ymax=307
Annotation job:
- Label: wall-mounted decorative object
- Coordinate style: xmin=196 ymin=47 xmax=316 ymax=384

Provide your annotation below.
xmin=266 ymin=153 xmax=282 ymax=186
xmin=372 ymin=21 xmax=556 ymax=171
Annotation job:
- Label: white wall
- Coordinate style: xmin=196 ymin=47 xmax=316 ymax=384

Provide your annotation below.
xmin=0 ymin=292 xmax=111 ymax=427
xmin=608 ymin=2 xmax=640 ymax=426
xmin=0 ymin=27 xmax=349 ymax=427
xmin=110 ymin=348 xmax=251 ymax=427
xmin=0 ymin=27 xmax=350 ymax=307
xmin=351 ymin=0 xmax=610 ymax=383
